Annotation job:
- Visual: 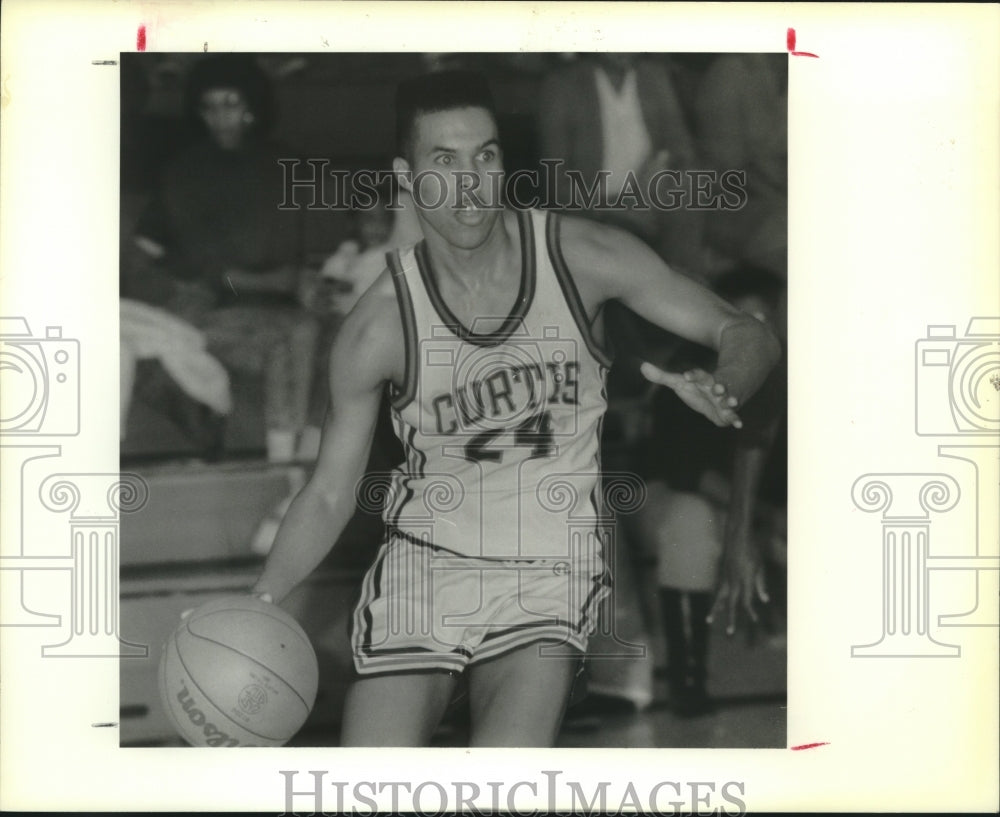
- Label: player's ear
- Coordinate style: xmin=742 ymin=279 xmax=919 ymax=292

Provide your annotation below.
xmin=392 ymin=157 xmax=413 ymax=195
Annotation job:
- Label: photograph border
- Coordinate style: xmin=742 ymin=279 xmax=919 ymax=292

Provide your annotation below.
xmin=1 ymin=1 xmax=997 ymax=813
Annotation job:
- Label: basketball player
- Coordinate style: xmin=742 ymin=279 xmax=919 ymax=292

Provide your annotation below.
xmin=251 ymin=70 xmax=780 ymax=747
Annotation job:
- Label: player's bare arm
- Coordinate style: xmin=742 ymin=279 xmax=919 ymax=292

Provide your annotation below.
xmin=558 ymin=215 xmax=782 ymax=426
xmin=252 ymin=271 xmax=403 ymax=604
xmin=710 ymin=443 xmax=774 ymax=634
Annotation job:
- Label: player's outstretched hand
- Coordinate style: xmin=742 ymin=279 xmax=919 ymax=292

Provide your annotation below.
xmin=707 ymin=529 xmax=769 ymax=636
xmin=640 ymin=362 xmax=743 ymax=429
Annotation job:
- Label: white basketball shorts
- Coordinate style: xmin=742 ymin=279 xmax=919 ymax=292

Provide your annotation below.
xmin=350 ymin=531 xmax=611 ymax=675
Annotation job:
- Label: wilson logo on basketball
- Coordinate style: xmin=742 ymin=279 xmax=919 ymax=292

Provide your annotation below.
xmin=237 ymin=684 xmax=268 ymax=715
xmin=176 ymin=682 xmax=246 ymax=747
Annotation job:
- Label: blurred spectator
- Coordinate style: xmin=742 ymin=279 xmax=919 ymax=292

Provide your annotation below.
xmin=293 ymin=181 xmax=422 ymax=461
xmin=120 ymin=56 xmax=230 ymax=454
xmin=538 ymin=53 xmax=703 ymax=273
xmin=316 ymin=184 xmax=422 ymax=318
xmin=710 ymin=269 xmax=787 ymax=637
xmin=119 ymin=299 xmax=232 ymax=448
xmin=123 ymin=54 xmax=321 ymax=462
xmin=629 ymin=267 xmax=787 ymax=716
xmin=694 ymin=54 xmax=788 ymax=279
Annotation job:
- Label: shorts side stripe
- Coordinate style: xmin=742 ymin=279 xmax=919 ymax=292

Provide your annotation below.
xmin=354 ymin=540 xmax=390 ymax=655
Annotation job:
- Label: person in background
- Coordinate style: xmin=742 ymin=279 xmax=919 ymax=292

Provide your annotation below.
xmin=119 ymin=56 xmax=233 ymax=457
xmin=125 ymin=54 xmax=320 ymax=463
xmin=632 ymin=267 xmax=787 ymax=716
xmin=293 ymin=182 xmax=422 ymax=463
xmin=317 ymin=183 xmax=422 ymax=319
xmin=693 ymin=53 xmax=788 ymax=279
xmin=707 ymin=269 xmax=787 ymax=638
xmin=538 ymin=52 xmax=703 ymax=274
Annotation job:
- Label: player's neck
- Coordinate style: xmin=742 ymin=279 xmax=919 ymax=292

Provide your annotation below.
xmin=423 ymin=210 xmax=519 ymax=292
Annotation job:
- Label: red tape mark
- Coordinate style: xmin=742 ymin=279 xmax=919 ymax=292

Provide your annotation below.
xmin=787 ymin=27 xmax=819 ymax=58
xmin=791 ymin=741 xmax=830 ymax=751
xmin=137 ymin=24 xmax=147 ymax=52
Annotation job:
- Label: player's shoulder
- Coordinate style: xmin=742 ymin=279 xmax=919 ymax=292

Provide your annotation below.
xmin=555 ymin=212 xmax=650 ymax=274
xmin=337 ymin=267 xmax=400 ymax=348
xmin=326 ymin=265 xmax=404 ymax=389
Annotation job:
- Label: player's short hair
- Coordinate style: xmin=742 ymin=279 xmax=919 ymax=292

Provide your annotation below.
xmin=394 ymin=70 xmax=497 ymax=160
xmin=184 ymin=54 xmax=275 ymax=136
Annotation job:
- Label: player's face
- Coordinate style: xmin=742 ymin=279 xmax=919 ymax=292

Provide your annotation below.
xmin=396 ymin=106 xmax=505 ymax=250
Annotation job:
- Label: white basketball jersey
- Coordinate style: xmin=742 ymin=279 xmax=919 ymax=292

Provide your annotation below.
xmin=382 ymin=208 xmax=613 ymax=560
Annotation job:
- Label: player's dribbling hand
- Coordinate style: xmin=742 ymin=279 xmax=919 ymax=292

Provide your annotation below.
xmin=179 ymin=592 xmax=272 ymax=621
xmin=639 ymin=363 xmax=743 ymax=429
xmin=249 ymin=584 xmax=274 ymax=605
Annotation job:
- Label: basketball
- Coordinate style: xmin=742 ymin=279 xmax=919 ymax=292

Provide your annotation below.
xmin=158 ymin=595 xmax=319 ymax=747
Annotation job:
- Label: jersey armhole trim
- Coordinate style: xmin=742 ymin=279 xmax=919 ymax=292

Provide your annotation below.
xmin=545 ymin=211 xmax=615 ymax=369
xmin=386 ymin=249 xmax=418 ymax=411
